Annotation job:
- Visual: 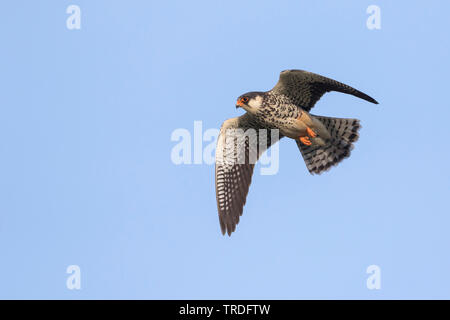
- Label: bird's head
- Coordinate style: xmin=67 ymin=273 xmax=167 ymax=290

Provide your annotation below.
xmin=236 ymin=92 xmax=264 ymax=114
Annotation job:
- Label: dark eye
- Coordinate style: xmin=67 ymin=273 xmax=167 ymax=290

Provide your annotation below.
xmin=242 ymin=97 xmax=249 ymax=103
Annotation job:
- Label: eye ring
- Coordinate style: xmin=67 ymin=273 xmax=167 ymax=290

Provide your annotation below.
xmin=241 ymin=97 xmax=249 ymax=103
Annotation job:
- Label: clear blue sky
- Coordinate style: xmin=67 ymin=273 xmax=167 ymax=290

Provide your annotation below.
xmin=1 ymin=1 xmax=449 ymax=299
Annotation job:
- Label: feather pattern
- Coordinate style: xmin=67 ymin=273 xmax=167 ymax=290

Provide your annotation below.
xmin=297 ymin=115 xmax=361 ymax=174
xmin=271 ymin=69 xmax=378 ymax=111
xmin=215 ymin=113 xmax=282 ymax=235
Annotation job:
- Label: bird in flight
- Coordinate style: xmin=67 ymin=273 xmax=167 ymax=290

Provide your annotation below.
xmin=215 ymin=69 xmax=378 ymax=236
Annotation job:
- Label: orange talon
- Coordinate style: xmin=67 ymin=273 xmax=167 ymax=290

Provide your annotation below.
xmin=306 ymin=127 xmax=317 ymax=138
xmin=299 ymin=136 xmax=312 ymax=146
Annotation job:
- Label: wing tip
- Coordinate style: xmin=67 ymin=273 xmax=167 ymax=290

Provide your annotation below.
xmin=359 ymin=92 xmax=378 ymax=105
xmin=369 ymin=96 xmax=379 ymax=105
xmin=220 ymin=226 xmax=234 ymax=237
xmin=219 ymin=215 xmax=236 ymax=237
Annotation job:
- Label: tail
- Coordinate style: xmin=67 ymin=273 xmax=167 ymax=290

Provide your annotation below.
xmin=296 ymin=115 xmax=361 ymax=174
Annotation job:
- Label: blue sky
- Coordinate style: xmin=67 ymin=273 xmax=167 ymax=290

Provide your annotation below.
xmin=0 ymin=1 xmax=449 ymax=299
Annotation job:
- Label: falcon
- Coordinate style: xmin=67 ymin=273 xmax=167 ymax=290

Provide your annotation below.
xmin=215 ymin=69 xmax=378 ymax=236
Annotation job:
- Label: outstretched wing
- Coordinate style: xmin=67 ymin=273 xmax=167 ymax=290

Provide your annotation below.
xmin=270 ymin=69 xmax=378 ymax=111
xmin=215 ymin=113 xmax=282 ymax=236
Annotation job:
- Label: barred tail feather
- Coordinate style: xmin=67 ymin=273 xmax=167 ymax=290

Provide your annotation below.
xmin=296 ymin=115 xmax=361 ymax=174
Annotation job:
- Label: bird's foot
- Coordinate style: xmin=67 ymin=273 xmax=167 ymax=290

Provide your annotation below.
xmin=299 ymin=126 xmax=317 ymax=146
xmin=306 ymin=127 xmax=317 ymax=138
xmin=299 ymin=136 xmax=312 ymax=146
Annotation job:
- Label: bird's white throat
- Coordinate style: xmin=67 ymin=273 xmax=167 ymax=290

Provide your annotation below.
xmin=245 ymin=95 xmax=263 ymax=113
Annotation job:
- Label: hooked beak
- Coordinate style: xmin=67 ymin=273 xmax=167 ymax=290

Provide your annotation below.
xmin=236 ymin=100 xmax=244 ymax=109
